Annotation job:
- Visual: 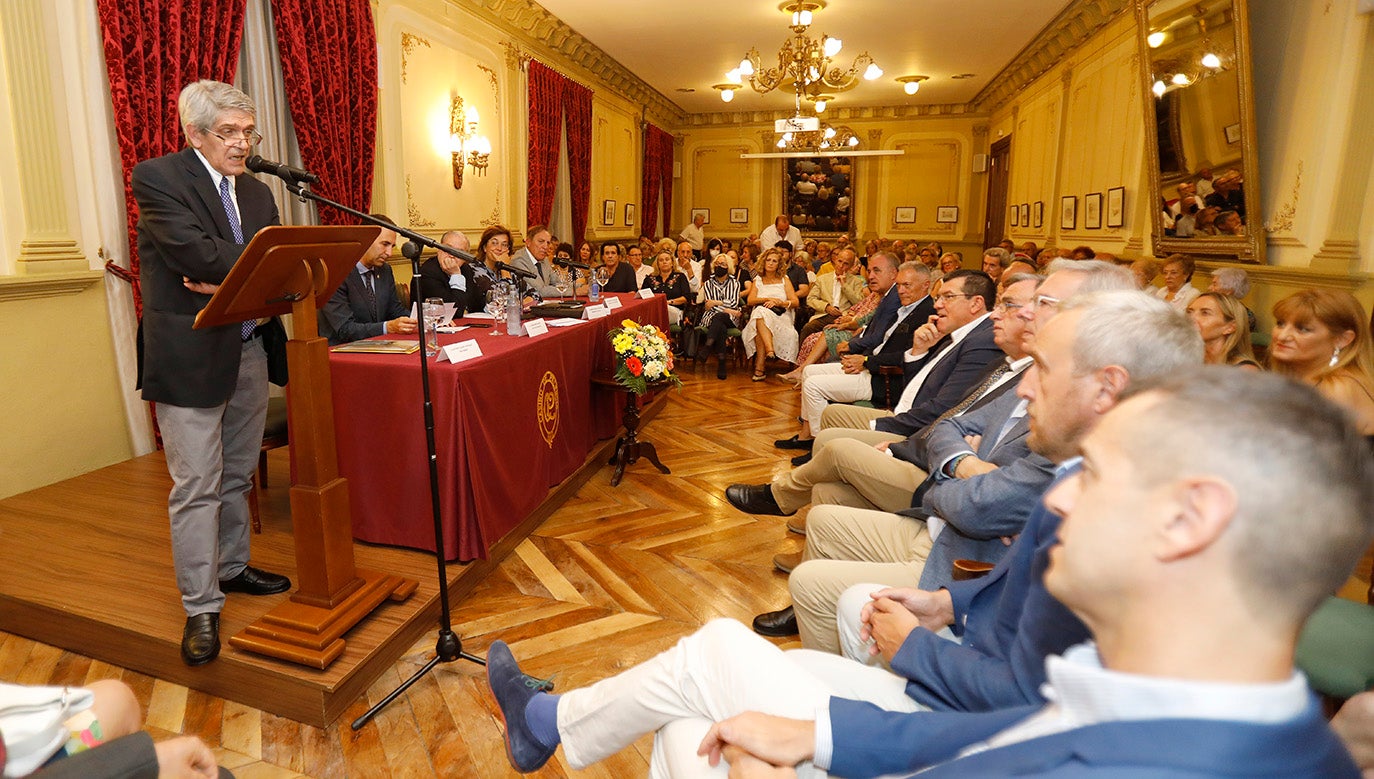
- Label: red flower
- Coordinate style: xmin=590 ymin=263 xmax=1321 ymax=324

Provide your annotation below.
xmin=625 ymin=356 xmax=644 ymax=376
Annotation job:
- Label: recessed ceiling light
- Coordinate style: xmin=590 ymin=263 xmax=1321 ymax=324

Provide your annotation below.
xmin=950 ymin=73 xmax=976 ymax=80
xmin=676 ymin=88 xmax=696 ymax=93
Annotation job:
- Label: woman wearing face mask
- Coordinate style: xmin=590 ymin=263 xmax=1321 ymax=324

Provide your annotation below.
xmin=699 ymin=253 xmax=743 ymax=380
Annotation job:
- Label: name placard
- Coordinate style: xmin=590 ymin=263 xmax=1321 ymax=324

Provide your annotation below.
xmin=585 ymin=304 xmax=610 ymax=320
xmin=603 ymin=295 xmax=624 ymax=310
xmin=438 ymin=340 xmax=483 ymax=363
xmin=637 ymin=288 xmax=655 ymax=300
xmin=524 ymin=318 xmax=549 ymax=337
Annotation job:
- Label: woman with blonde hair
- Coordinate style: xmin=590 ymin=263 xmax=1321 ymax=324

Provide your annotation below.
xmin=1269 ymin=289 xmax=1374 ymax=434
xmin=741 ymin=248 xmax=799 ymax=380
xmin=1185 ymin=292 xmax=1259 ymax=369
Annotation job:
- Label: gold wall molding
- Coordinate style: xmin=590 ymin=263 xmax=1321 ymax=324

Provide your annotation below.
xmin=400 ymin=31 xmax=431 ymax=84
xmin=0 ymin=270 xmax=102 ymax=302
xmin=457 ymin=0 xmax=683 ymax=126
xmin=1266 ymin=159 xmax=1303 ymax=235
xmin=405 ymin=174 xmax=436 ymax=227
xmin=501 ymin=40 xmax=532 ymax=72
xmin=971 ymin=0 xmax=1130 ymax=113
xmin=477 ymin=63 xmax=499 ymax=99
xmin=1198 ymin=260 xmax=1367 ymax=292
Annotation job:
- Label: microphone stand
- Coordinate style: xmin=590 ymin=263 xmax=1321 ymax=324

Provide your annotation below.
xmin=273 ymin=180 xmax=547 ymax=730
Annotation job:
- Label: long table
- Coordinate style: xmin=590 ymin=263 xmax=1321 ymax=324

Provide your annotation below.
xmin=328 ymin=293 xmax=669 ymax=560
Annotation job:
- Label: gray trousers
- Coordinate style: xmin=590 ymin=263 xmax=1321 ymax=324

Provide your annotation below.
xmin=156 ymin=338 xmax=268 ymax=616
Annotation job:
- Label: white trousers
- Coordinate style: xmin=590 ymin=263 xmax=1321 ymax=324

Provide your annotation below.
xmin=836 ymin=583 xmax=961 ymax=666
xmin=800 ymin=364 xmax=871 ymax=433
xmin=556 ymin=618 xmax=921 ymax=777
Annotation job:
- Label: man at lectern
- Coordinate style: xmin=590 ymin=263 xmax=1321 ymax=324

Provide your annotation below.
xmin=131 ymin=80 xmax=292 ymax=667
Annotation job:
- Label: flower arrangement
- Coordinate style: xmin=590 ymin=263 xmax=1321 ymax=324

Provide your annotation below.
xmin=608 ymin=319 xmax=681 ymax=394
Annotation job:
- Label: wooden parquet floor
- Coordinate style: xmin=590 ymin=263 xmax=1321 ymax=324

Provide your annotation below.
xmin=0 ymin=358 xmax=810 ymax=778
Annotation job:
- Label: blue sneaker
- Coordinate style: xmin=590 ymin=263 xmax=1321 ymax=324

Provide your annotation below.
xmin=487 ymin=640 xmax=557 ymax=772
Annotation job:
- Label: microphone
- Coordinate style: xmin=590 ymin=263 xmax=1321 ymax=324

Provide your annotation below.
xmin=436 ymin=243 xmax=478 ymax=263
xmin=553 ymin=257 xmax=590 ymax=271
xmin=246 ymin=154 xmax=320 ymax=185
xmin=494 ymin=260 xmax=537 ymax=279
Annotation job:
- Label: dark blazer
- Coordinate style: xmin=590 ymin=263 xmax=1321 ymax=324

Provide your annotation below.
xmin=828 ymin=693 xmax=1357 ymax=779
xmin=873 ymin=317 xmax=1003 ymax=438
xmin=904 ymin=386 xmax=1055 ymax=590
xmin=865 ymin=295 xmax=936 ymax=404
xmin=33 ymin=731 xmax=236 ymax=779
xmin=417 ymin=255 xmax=484 ymax=314
xmin=846 ymin=285 xmax=900 ymax=355
xmin=132 ymin=147 xmax=279 ymax=408
xmin=319 ymin=262 xmax=408 ymax=345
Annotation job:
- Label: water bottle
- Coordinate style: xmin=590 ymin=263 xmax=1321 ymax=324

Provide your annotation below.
xmin=506 ymin=291 xmax=525 ymax=336
xmin=589 ymin=273 xmax=601 ymax=303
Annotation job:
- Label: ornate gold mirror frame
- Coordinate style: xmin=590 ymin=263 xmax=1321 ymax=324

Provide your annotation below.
xmin=1136 ymin=0 xmax=1264 ymax=263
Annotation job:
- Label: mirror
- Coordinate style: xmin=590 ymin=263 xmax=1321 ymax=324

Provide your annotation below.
xmin=784 ymin=156 xmax=854 ymax=236
xmin=1137 ymin=0 xmax=1263 ymax=263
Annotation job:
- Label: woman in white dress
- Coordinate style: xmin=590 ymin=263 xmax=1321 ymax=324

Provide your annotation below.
xmin=741 ymin=248 xmax=799 ymax=380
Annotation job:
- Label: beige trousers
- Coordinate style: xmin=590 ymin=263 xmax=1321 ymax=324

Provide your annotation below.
xmin=770 ymin=437 xmax=929 ymax=515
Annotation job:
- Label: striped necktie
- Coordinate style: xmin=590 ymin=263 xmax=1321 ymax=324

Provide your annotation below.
xmin=218 ymin=177 xmax=256 ymax=341
xmin=917 ymin=360 xmax=1012 ymax=441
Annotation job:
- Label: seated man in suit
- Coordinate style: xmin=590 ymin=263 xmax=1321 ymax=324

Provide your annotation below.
xmin=318 ymin=214 xmax=416 ymax=345
xmin=507 ymin=224 xmax=561 ymax=299
xmin=775 ymin=254 xmax=931 ymax=448
xmin=481 ymin=293 xmax=1205 ymax=773
xmin=799 ymin=247 xmax=866 ymax=341
xmin=417 ymin=229 xmax=483 ymax=315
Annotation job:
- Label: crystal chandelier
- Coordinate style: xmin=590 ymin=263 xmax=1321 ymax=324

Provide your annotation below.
xmin=776 ymin=123 xmax=860 ymax=153
xmin=718 ymin=0 xmax=881 ymax=104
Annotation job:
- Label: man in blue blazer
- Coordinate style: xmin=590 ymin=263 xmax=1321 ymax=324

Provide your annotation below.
xmin=699 ymin=368 xmax=1371 ymax=778
xmin=132 ymin=80 xmax=292 ymax=666
xmin=319 ymin=215 xmax=416 ymax=345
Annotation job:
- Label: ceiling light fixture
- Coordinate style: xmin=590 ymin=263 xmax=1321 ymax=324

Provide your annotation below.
xmin=720 ymin=0 xmax=881 ymax=104
xmin=713 ymin=83 xmax=738 ymax=102
xmin=895 ymin=75 xmax=929 ymax=95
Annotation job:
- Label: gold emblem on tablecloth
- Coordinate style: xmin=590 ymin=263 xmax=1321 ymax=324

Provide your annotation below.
xmin=537 ymin=371 xmax=559 ymax=447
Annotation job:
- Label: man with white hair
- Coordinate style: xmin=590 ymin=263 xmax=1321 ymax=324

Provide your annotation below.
xmin=1208 ymin=266 xmax=1258 ymax=333
xmin=132 ymin=80 xmax=291 ymax=666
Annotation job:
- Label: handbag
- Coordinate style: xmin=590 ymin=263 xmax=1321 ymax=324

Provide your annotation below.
xmin=0 ymin=683 xmax=94 ymax=778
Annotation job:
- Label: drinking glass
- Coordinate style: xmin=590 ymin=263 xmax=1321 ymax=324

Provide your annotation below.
xmin=423 ymin=297 xmax=444 ymax=355
xmin=555 ymin=267 xmax=572 ymax=299
xmin=486 ymin=286 xmax=506 ymax=335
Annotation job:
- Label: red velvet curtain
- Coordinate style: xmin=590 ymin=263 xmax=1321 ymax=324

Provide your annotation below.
xmin=97 ymin=0 xmax=247 ymax=316
xmin=527 ymin=60 xmax=565 ymax=229
xmin=562 ymin=79 xmax=592 ymax=249
xmin=640 ymin=124 xmax=674 ymax=239
xmin=272 ymin=0 xmax=377 ymax=223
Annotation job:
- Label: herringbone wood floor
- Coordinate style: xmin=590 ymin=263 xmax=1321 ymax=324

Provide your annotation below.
xmin=4 ymin=359 xmax=1371 ymax=777
xmin=0 ymin=358 xmax=810 ymax=778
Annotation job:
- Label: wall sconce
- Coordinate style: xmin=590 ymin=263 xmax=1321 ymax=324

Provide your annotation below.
xmin=449 ymin=94 xmax=489 ymax=189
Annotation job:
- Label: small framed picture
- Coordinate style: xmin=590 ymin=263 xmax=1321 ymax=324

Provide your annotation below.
xmin=936 ymin=206 xmax=959 ymax=223
xmin=603 ymin=199 xmax=616 ymax=226
xmin=624 ymin=203 xmax=635 ymax=226
xmin=1084 ymin=192 xmax=1103 ymax=230
xmin=1060 ymin=196 xmax=1078 ymax=230
xmin=1106 ymin=187 xmax=1126 ymax=228
xmin=894 ymin=206 xmax=916 ymax=224
xmin=1019 ymin=203 xmax=1030 ymax=227
xmin=1224 ymin=123 xmax=1241 ymax=144
xmin=730 ymin=207 xmax=749 ymax=223
xmin=691 ymin=208 xmax=710 ymax=224
xmin=1009 ymin=204 xmax=1019 ymax=227
xmin=1032 ymin=201 xmax=1044 ymax=228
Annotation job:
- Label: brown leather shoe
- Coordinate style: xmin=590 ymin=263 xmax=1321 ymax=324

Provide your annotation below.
xmin=786 ymin=515 xmax=806 ymax=535
xmin=773 ymin=551 xmax=803 ymax=573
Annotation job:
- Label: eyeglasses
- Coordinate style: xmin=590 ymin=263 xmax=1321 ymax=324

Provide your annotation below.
xmin=1035 ymin=294 xmax=1062 ymax=310
xmin=936 ymin=292 xmax=975 ymax=302
xmin=206 ymin=128 xmax=263 ymax=147
xmin=997 ymin=300 xmax=1028 ymax=312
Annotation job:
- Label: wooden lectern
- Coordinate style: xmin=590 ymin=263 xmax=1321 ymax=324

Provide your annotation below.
xmin=195 ymin=225 xmax=417 ymax=668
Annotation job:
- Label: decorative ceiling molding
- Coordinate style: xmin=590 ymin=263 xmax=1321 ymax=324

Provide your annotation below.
xmin=457 ymin=0 xmax=685 ymax=126
xmin=680 ymin=102 xmax=979 ymax=128
xmin=969 ymin=0 xmax=1131 ymax=113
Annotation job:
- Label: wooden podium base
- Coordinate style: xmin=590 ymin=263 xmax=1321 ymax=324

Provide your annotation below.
xmin=229 ymin=569 xmax=418 ymax=669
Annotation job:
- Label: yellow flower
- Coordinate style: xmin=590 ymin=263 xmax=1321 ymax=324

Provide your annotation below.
xmin=621 ymin=319 xmax=638 ymax=329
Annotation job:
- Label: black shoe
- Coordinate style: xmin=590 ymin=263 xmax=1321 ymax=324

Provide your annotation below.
xmin=181 ymin=613 xmax=220 ymax=666
xmin=773 ymin=435 xmax=814 ymax=451
xmin=487 ymin=640 xmax=558 ymax=772
xmin=752 ymin=606 xmax=798 ymax=637
xmin=717 ymin=356 xmax=727 ymax=380
xmin=725 ymin=484 xmax=793 ymax=516
xmin=219 ymin=565 xmax=291 ymax=596
xmin=790 ymin=451 xmax=813 ymax=467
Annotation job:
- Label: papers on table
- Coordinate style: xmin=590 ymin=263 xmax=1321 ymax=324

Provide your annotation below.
xmin=544 ymin=317 xmax=586 ymax=327
xmin=411 ymin=302 xmax=458 ymax=326
xmin=331 ymin=340 xmax=420 ymax=354
xmin=463 ymin=311 xmax=495 ymax=319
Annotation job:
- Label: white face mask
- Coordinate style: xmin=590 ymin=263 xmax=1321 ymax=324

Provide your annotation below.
xmin=709 ymin=249 xmax=720 ymax=258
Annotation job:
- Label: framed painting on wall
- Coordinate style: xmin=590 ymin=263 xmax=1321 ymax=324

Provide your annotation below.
xmin=624 ymin=203 xmax=635 ymax=226
xmin=783 ymin=156 xmax=852 ymax=233
xmin=1106 ymin=187 xmax=1125 ymax=228
xmin=1019 ymin=203 xmax=1030 ymax=227
xmin=894 ymin=206 xmax=916 ymax=224
xmin=691 ymin=208 xmax=710 ymax=224
xmin=936 ymin=206 xmax=959 ymax=223
xmin=1032 ymin=201 xmax=1044 ymax=228
xmin=1084 ymin=192 xmax=1103 ymax=230
xmin=730 ymin=207 xmax=749 ymax=223
xmin=1060 ymin=196 xmax=1077 ymax=230
xmin=1010 ymin=204 xmax=1019 ymax=227
xmin=603 ymin=199 xmax=616 ymax=226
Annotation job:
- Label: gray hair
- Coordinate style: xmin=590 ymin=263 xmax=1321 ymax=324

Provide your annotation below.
xmin=1061 ymin=290 xmax=1203 ymax=381
xmin=898 ymin=260 xmax=932 ymax=280
xmin=982 ymin=247 xmax=1013 ymax=268
xmin=1119 ymin=368 xmax=1374 ymax=625
xmin=1001 ymin=272 xmax=1043 ymax=289
xmin=178 ymin=80 xmax=256 ymax=135
xmin=1046 ymin=259 xmax=1135 ymax=294
xmin=1210 ymin=267 xmax=1251 ymax=298
xmin=869 ymin=251 xmax=901 ymax=273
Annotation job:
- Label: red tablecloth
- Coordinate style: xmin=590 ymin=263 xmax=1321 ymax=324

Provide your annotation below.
xmin=329 ymin=293 xmax=669 ymax=560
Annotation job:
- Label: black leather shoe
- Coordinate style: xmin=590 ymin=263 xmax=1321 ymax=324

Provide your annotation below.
xmin=790 ymin=451 xmax=813 ymax=467
xmin=219 ymin=565 xmax=291 ymax=596
xmin=773 ymin=435 xmax=814 ymax=451
xmin=725 ymin=484 xmax=793 ymax=516
xmin=716 ymin=356 xmax=727 ymax=380
xmin=181 ymin=613 xmax=220 ymax=666
xmin=752 ymin=606 xmax=798 ymax=637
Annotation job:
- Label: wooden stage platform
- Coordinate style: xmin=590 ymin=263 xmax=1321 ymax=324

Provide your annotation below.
xmin=0 ymin=397 xmax=660 ymax=728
